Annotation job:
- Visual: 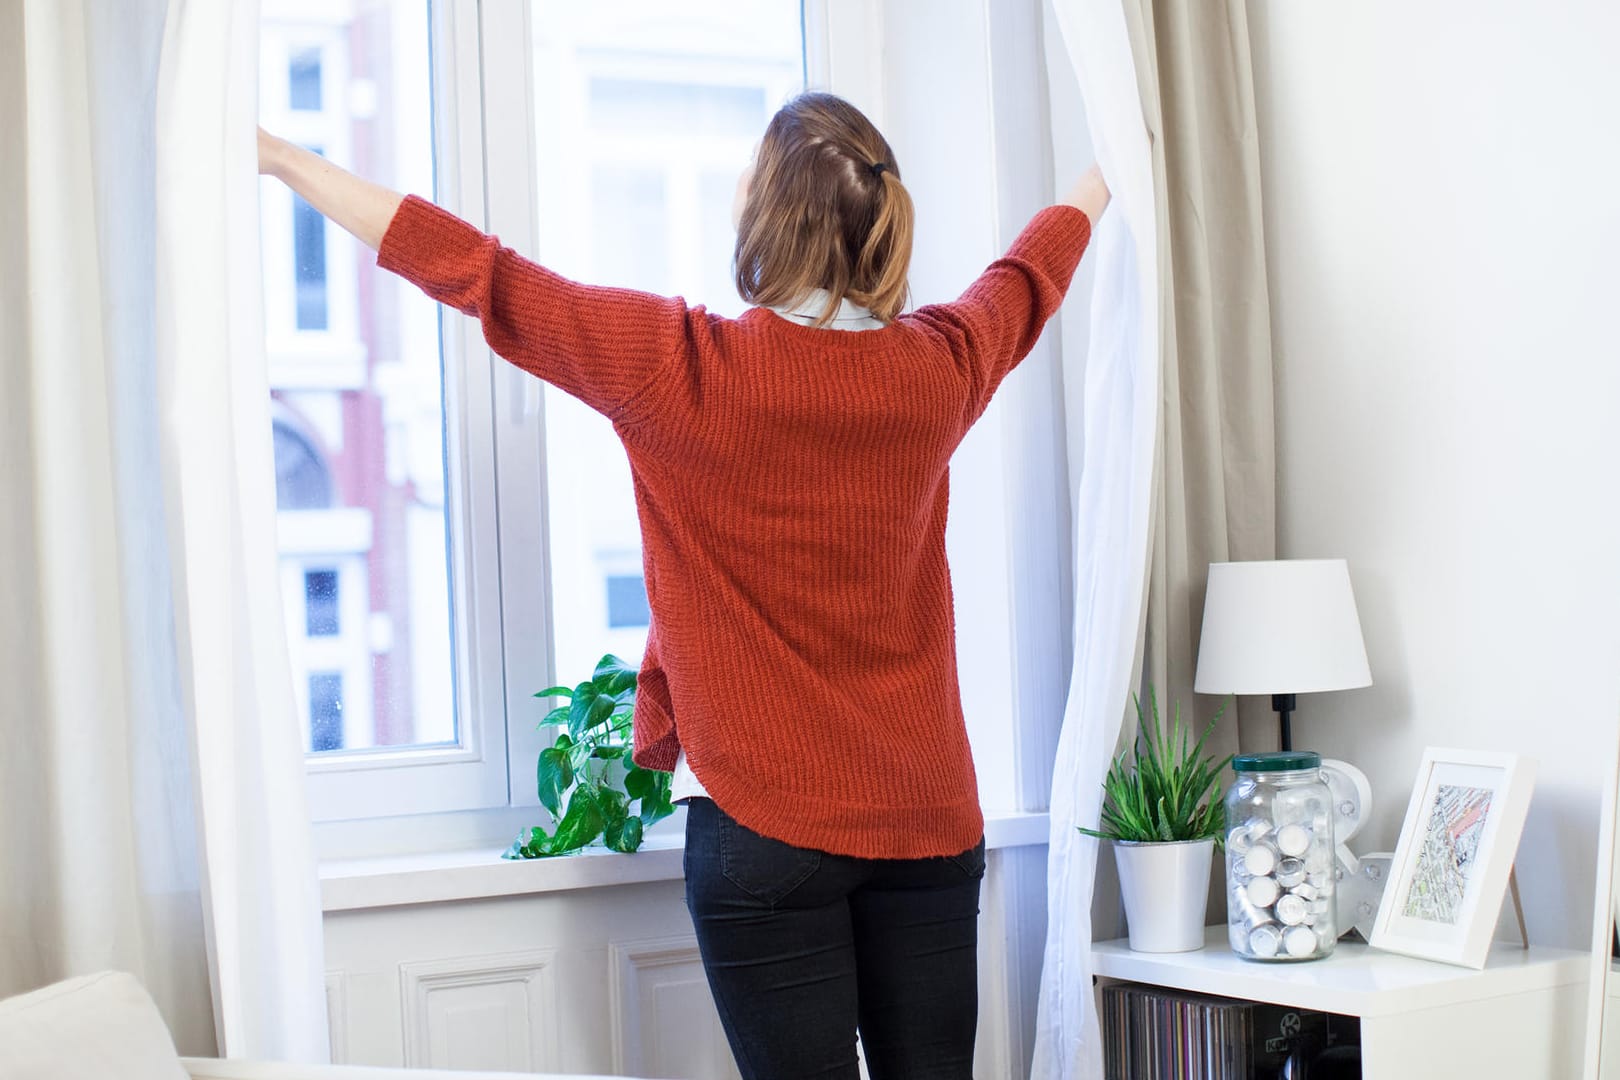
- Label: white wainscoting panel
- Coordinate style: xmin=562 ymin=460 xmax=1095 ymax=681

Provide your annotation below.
xmin=399 ymin=949 xmax=560 ymax=1071
xmin=610 ymin=936 xmax=740 ymax=1080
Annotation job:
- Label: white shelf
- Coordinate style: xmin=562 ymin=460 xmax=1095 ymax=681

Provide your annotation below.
xmin=1092 ymin=926 xmax=1589 ymax=1018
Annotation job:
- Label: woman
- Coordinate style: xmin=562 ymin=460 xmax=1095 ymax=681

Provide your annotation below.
xmin=261 ymin=91 xmax=1107 ymax=1079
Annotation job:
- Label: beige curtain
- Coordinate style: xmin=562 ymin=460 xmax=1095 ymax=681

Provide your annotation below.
xmin=1127 ymin=0 xmax=1278 ymax=757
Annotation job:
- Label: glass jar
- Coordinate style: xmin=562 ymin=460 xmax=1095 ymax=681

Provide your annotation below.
xmin=1224 ymin=752 xmax=1337 ymax=961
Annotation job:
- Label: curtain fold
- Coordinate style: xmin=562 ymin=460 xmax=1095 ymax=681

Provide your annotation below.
xmin=1036 ymin=1 xmax=1276 ymax=1076
xmin=1034 ymin=3 xmax=1160 ymax=1077
xmin=155 ymin=0 xmax=331 ymax=1062
xmin=1138 ymin=0 xmax=1278 ymax=763
xmin=1 ymin=0 xmax=329 ymax=1062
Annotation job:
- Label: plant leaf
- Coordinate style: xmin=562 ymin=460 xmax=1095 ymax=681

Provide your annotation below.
xmin=568 ymin=682 xmax=615 ymax=740
xmin=549 ymin=785 xmax=606 ymax=854
xmin=623 ymin=764 xmax=659 ymax=801
xmin=503 ymin=825 xmax=553 ymax=860
xmin=604 ymin=814 xmax=644 ymax=853
xmin=638 ymin=773 xmax=675 ymax=827
xmin=1081 ymin=688 xmax=1233 ymax=843
xmin=593 ymin=654 xmax=639 ymax=697
xmin=535 ymin=685 xmax=574 ymax=700
xmin=536 ymin=745 xmax=573 ymax=820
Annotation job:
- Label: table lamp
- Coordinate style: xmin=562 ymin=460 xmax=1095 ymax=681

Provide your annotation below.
xmin=1193 ymin=559 xmax=1371 ymax=751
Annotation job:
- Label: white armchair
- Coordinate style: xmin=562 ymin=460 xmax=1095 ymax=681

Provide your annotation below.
xmin=0 ymin=972 xmax=634 ymax=1080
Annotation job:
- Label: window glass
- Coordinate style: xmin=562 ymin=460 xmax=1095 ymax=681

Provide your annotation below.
xmin=272 ymin=419 xmax=333 ymax=510
xmin=587 ymin=78 xmax=769 ymax=137
xmin=261 ymin=0 xmax=455 ymax=756
xmin=605 ymin=574 xmax=652 ymax=630
xmin=288 ymin=47 xmax=323 ymax=110
xmin=531 ymin=0 xmax=804 ymax=683
xmin=292 ymin=189 xmax=329 ymax=330
xmin=309 ymin=672 xmax=345 ymax=752
xmin=305 ymin=569 xmax=340 ymax=636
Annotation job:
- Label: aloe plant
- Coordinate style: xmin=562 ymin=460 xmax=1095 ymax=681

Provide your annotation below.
xmin=504 ymin=654 xmax=675 ymax=859
xmin=1079 ymin=688 xmax=1232 ymax=845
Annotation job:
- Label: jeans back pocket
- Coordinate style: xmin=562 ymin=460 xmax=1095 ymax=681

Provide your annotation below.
xmin=948 ymin=837 xmax=987 ymax=879
xmin=719 ymin=812 xmax=823 ymax=906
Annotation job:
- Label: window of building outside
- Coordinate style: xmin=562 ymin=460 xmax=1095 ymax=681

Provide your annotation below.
xmin=259 ymin=0 xmax=804 ymax=810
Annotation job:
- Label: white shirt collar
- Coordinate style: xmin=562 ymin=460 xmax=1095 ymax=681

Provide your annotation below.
xmin=768 ymin=288 xmax=885 ymax=331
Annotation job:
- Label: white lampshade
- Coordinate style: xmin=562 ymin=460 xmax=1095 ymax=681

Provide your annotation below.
xmin=1194 ymin=559 xmax=1372 ymax=696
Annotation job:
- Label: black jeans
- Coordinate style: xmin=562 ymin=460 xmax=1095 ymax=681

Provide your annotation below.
xmin=683 ymin=797 xmax=985 ymax=1080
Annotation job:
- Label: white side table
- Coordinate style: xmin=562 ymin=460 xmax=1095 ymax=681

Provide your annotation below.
xmin=1092 ymin=928 xmax=1590 ymax=1078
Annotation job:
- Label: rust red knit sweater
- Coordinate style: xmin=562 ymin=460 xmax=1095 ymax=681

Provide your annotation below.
xmin=378 ymin=196 xmax=1091 ymax=859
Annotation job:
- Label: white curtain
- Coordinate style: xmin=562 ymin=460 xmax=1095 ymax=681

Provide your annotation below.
xmin=0 ymin=0 xmax=329 ymax=1062
xmin=155 ymin=0 xmax=331 ymax=1062
xmin=1032 ymin=3 xmax=1160 ymax=1078
xmin=0 ymin=0 xmax=216 ymax=1054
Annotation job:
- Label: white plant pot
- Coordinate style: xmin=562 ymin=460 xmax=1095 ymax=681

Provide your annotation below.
xmin=1113 ymin=838 xmax=1214 ymax=953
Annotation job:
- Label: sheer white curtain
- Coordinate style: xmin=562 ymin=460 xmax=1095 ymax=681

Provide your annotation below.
xmin=0 ymin=0 xmax=328 ymax=1062
xmin=155 ymin=0 xmax=330 ymax=1061
xmin=1032 ymin=3 xmax=1159 ymax=1078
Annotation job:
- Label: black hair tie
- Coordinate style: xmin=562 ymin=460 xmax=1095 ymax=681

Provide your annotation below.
xmin=870 ymin=161 xmax=888 ymax=177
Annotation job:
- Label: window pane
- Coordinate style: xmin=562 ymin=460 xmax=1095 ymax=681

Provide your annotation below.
xmin=588 ymin=78 xmax=768 ymax=137
xmin=293 ymin=189 xmax=329 ymax=330
xmin=273 ymin=419 xmax=333 ymax=509
xmin=289 ymin=47 xmax=323 ymax=110
xmin=261 ymin=0 xmax=455 ymax=756
xmin=605 ymin=575 xmax=651 ymax=630
xmin=309 ymin=672 xmax=345 ymax=752
xmin=305 ymin=569 xmax=340 ymax=636
xmin=532 ymin=0 xmax=804 ymax=684
xmin=590 ymin=164 xmax=670 ymax=295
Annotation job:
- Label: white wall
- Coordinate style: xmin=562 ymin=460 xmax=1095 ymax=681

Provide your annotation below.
xmin=1248 ymin=2 xmax=1620 ymax=946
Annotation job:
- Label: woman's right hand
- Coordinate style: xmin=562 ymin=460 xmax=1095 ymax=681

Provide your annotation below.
xmin=254 ymin=125 xmax=404 ymax=251
xmin=1062 ymin=163 xmax=1110 ymax=223
xmin=257 ymin=126 xmax=285 ymax=177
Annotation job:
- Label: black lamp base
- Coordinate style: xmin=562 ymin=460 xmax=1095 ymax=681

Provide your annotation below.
xmin=1273 ymin=693 xmax=1298 ymax=751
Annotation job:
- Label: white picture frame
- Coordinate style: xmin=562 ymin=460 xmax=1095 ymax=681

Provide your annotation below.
xmin=1369 ymin=747 xmax=1537 ymax=969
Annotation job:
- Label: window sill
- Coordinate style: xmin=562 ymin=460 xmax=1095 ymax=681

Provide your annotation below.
xmin=319 ymin=811 xmax=1052 ymax=913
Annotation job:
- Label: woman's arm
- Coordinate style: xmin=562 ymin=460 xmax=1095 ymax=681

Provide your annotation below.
xmin=258 ymin=127 xmax=402 ymax=251
xmin=905 ymin=164 xmax=1103 ymax=421
xmin=1061 ymin=163 xmax=1111 ymax=223
xmin=257 ymin=126 xmax=691 ymax=422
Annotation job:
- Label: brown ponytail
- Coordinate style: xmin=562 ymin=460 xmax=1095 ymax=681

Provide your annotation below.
xmin=734 ymin=93 xmax=913 ymax=326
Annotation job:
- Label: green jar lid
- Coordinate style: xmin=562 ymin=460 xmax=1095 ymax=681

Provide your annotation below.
xmin=1233 ymin=751 xmax=1322 ymax=773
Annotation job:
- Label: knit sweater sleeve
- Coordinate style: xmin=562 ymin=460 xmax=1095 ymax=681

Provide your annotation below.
xmin=906 ymin=204 xmax=1091 ymax=422
xmin=376 ymin=195 xmax=690 ymax=419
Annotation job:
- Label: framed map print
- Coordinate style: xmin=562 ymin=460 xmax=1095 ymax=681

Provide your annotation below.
xmin=1370 ymin=748 xmax=1537 ymax=968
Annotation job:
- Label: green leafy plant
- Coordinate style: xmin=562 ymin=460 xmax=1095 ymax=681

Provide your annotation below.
xmin=1078 ymin=688 xmax=1232 ymax=845
xmin=504 ymin=654 xmax=675 ymax=859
